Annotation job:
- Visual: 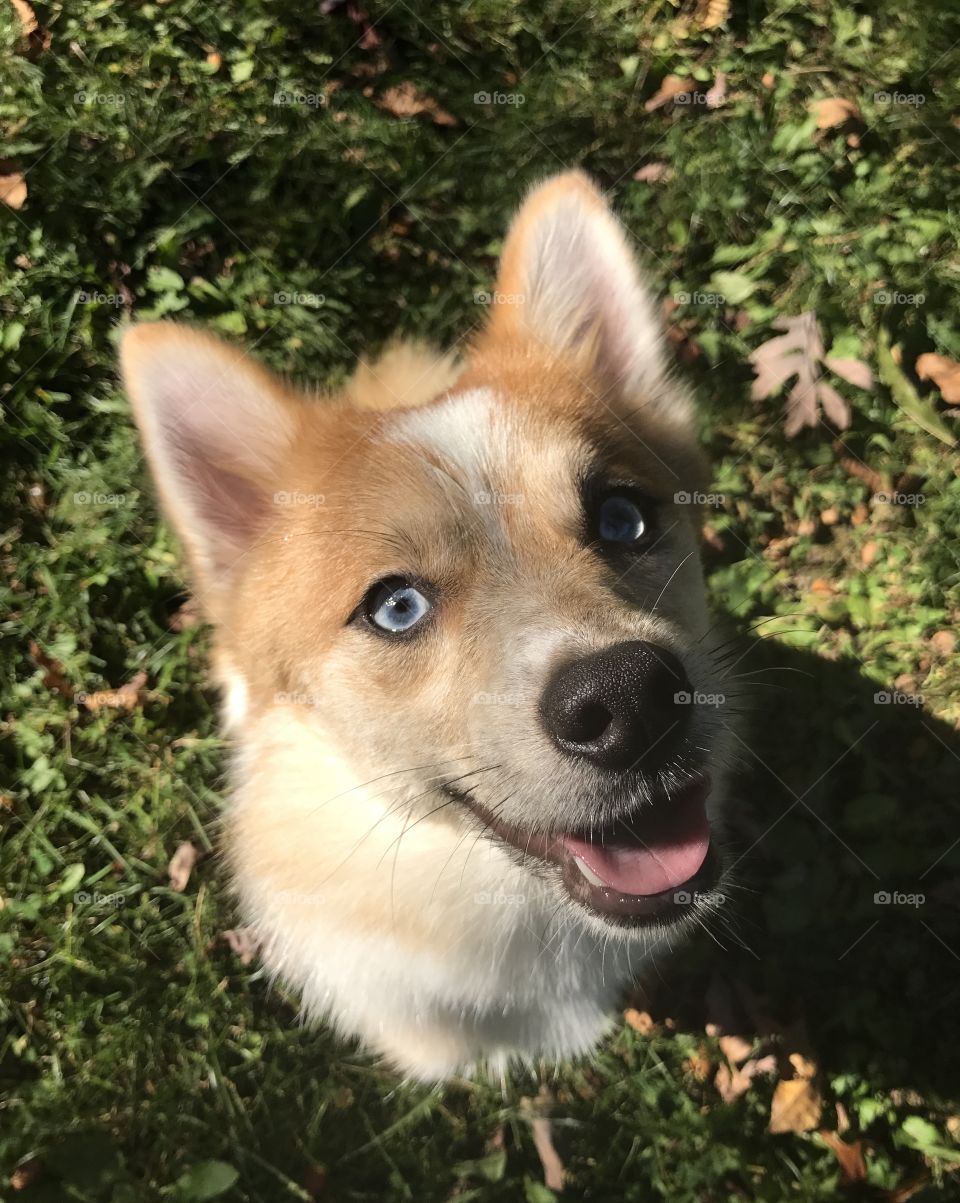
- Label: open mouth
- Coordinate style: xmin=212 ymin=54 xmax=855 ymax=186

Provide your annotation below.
xmin=447 ymin=776 xmax=718 ymax=926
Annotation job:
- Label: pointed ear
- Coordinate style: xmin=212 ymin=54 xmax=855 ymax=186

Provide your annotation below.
xmin=485 ymin=171 xmax=677 ymax=404
xmin=120 ymin=323 xmax=299 ymax=606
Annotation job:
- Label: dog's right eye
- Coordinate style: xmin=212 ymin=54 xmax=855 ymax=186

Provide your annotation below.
xmin=358 ymin=578 xmax=434 ymax=637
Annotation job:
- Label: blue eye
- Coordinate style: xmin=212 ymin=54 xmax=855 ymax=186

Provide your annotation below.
xmin=596 ymin=493 xmax=651 ymax=545
xmin=364 ymin=579 xmax=433 ymax=635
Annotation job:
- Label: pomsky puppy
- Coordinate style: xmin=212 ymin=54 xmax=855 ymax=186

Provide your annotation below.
xmin=120 ymin=171 xmax=735 ymax=1080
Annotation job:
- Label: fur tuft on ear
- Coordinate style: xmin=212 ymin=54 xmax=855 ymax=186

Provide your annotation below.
xmin=120 ymin=323 xmax=299 ymax=603
xmin=483 ymin=171 xmax=678 ymax=407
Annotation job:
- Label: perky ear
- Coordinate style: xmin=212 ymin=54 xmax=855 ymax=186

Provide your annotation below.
xmin=120 ymin=323 xmax=298 ymax=606
xmin=486 ymin=171 xmax=674 ymax=402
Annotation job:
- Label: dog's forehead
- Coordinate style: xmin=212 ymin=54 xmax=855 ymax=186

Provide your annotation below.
xmin=384 ymin=386 xmax=582 ymax=500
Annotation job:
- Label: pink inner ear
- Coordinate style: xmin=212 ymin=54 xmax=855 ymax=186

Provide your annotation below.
xmin=166 ymin=420 xmax=271 ymax=574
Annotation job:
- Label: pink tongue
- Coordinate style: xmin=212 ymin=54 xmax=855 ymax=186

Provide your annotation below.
xmin=560 ymin=791 xmax=710 ymax=897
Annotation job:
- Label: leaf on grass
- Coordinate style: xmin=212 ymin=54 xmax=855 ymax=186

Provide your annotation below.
xmin=176 ymin=1160 xmax=239 ymax=1201
xmin=718 ymin=1034 xmax=753 ymax=1065
xmin=221 ymin=927 xmax=260 ymax=965
xmin=877 ymin=329 xmax=956 ymax=446
xmin=916 ymin=352 xmax=960 ymax=404
xmin=810 ymin=97 xmax=861 ymax=129
xmin=749 ymin=313 xmax=870 ymax=436
xmin=644 ymin=75 xmax=693 ymax=112
xmin=81 ymin=670 xmax=148 ymax=713
xmin=168 ymin=841 xmax=199 ymax=892
xmin=379 ymin=82 xmax=457 ymax=126
xmin=769 ymin=1077 xmax=823 ymax=1133
xmin=8 ymin=0 xmax=50 ymax=50
xmin=819 ymin=1130 xmax=867 ymax=1183
xmin=715 ymin=1053 xmax=776 ymax=1102
xmin=699 ymin=0 xmax=731 ymax=31
xmin=633 ymin=162 xmax=674 ymax=184
xmin=624 ymin=1007 xmax=656 ymax=1034
xmin=704 ymin=71 xmax=728 ymax=108
xmin=0 ymin=171 xmax=27 ymax=210
xmin=28 ymin=641 xmax=73 ymax=699
xmin=522 ymin=1087 xmax=566 ymax=1193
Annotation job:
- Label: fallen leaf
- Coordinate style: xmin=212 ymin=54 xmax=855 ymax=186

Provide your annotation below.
xmin=810 ymin=577 xmax=833 ymax=594
xmin=770 ymin=1077 xmax=823 ymax=1133
xmin=811 ymin=97 xmax=861 ymax=129
xmin=522 ymin=1087 xmax=565 ymax=1192
xmin=825 ymin=356 xmax=874 ymax=391
xmin=861 ymin=540 xmax=880 ymax=566
xmin=718 ymin=1034 xmax=753 ymax=1065
xmin=644 ymin=75 xmax=694 ymax=112
xmin=916 ymin=352 xmax=960 ymax=404
xmin=28 ymin=641 xmax=73 ymax=699
xmin=0 ymin=172 xmax=27 ymax=210
xmin=81 ymin=670 xmax=148 ymax=713
xmin=749 ymin=312 xmax=861 ymax=435
xmin=221 ymin=928 xmax=260 ymax=965
xmin=820 ymin=507 xmax=839 ymax=526
xmin=788 ymin=1052 xmax=818 ymax=1080
xmin=930 ymin=630 xmax=956 ymax=656
xmin=850 ymin=502 xmax=868 ymax=526
xmin=168 ymin=841 xmax=199 ymax=892
xmin=633 ymin=162 xmax=674 ymax=184
xmin=715 ymin=1053 xmax=777 ymax=1102
xmin=624 ymin=1007 xmax=656 ymax=1034
xmin=700 ymin=0 xmax=731 ymax=30
xmin=8 ymin=0 xmax=50 ymax=50
xmin=379 ymin=81 xmax=457 ymax=126
xmin=761 ymin=71 xmax=775 ymax=89
xmin=877 ymin=329 xmax=956 ymax=446
xmin=704 ymin=72 xmax=728 ymax=109
xmin=819 ymin=1130 xmax=867 ymax=1183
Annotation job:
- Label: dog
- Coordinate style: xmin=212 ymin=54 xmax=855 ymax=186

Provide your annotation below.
xmin=120 ymin=171 xmax=735 ymax=1080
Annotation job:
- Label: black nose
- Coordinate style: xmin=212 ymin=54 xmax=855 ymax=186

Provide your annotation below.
xmin=539 ymin=640 xmax=691 ymax=772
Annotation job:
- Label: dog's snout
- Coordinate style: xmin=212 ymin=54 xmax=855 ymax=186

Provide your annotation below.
xmin=538 ymin=640 xmax=691 ymax=772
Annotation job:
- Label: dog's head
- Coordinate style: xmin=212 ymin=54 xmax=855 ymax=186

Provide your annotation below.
xmin=121 ymin=172 xmax=734 ymax=939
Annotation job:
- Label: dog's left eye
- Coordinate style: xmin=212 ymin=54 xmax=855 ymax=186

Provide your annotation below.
xmin=593 ymin=492 xmax=654 ymax=547
xmin=362 ymin=578 xmax=433 ymax=635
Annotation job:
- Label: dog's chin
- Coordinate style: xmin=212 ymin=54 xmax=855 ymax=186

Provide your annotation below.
xmin=443 ymin=774 xmax=725 ymax=933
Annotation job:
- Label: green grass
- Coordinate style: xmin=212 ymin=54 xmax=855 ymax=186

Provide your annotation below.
xmin=3 ymin=1 xmax=960 ymax=1199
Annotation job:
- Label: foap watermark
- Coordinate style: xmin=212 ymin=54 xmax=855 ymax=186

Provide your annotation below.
xmin=873 ymin=290 xmax=925 ymax=307
xmin=474 ymin=490 xmax=524 ymax=506
xmin=874 ymin=91 xmax=925 ymax=106
xmin=473 ymin=90 xmax=525 ymax=106
xmin=472 ymin=691 xmax=524 ymax=707
xmin=77 ymin=289 xmax=125 ymax=307
xmin=74 ymin=890 xmax=126 ymax=909
xmin=474 ymin=890 xmax=526 ymax=906
xmin=873 ymin=490 xmax=925 ymax=507
xmin=274 ymin=290 xmax=325 ymax=307
xmin=673 ymin=888 xmax=726 ymax=906
xmin=74 ymin=491 xmax=127 ymax=507
xmin=874 ymin=889 xmax=925 ymax=908
xmin=474 ymin=290 xmax=525 ymax=306
xmin=273 ymin=88 xmax=326 ymax=109
xmin=274 ymin=690 xmax=322 ymax=707
xmin=674 ymin=689 xmax=726 ymax=709
xmin=874 ymin=690 xmax=924 ymax=708
xmin=674 ymin=291 xmax=726 ymax=307
xmin=674 ymin=490 xmax=725 ymax=507
xmin=75 ymin=90 xmax=126 ymax=106
xmin=273 ymin=490 xmax=326 ymax=508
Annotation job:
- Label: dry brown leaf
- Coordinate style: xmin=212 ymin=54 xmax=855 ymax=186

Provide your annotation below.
xmin=379 ymin=81 xmax=457 ymax=126
xmin=749 ymin=313 xmax=859 ymax=436
xmin=168 ymin=840 xmax=199 ymax=892
xmin=82 ymin=669 xmax=148 ymax=713
xmin=644 ymin=75 xmax=694 ymax=112
xmin=699 ymin=0 xmax=731 ymax=30
xmin=28 ymin=641 xmax=73 ymax=699
xmin=811 ymin=97 xmax=861 ymax=129
xmin=624 ymin=1007 xmax=656 ymax=1034
xmin=861 ymin=540 xmax=880 ymax=567
xmin=819 ymin=1130 xmax=867 ymax=1183
xmin=633 ymin=162 xmax=674 ymax=184
xmin=930 ymin=630 xmax=956 ymax=656
xmin=0 ymin=172 xmax=27 ymax=210
xmin=788 ymin=1051 xmax=818 ymax=1080
xmin=916 ymin=352 xmax=960 ymax=404
xmin=761 ymin=71 xmax=776 ymax=89
xmin=715 ymin=1053 xmax=776 ymax=1103
xmin=221 ymin=927 xmax=260 ymax=965
xmin=522 ymin=1087 xmax=566 ymax=1192
xmin=825 ymin=356 xmax=874 ymax=391
xmin=718 ymin=1034 xmax=753 ymax=1065
xmin=769 ymin=1077 xmax=823 ymax=1133
xmin=704 ymin=72 xmax=728 ymax=109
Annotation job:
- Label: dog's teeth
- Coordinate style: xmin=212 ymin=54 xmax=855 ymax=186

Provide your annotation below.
xmin=573 ymin=856 xmax=606 ymax=888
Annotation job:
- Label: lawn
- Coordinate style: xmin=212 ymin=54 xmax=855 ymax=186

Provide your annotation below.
xmin=2 ymin=1 xmax=960 ymax=1199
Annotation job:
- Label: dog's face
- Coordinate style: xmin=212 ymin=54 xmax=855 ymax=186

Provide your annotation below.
xmin=121 ymin=172 xmax=731 ymax=942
